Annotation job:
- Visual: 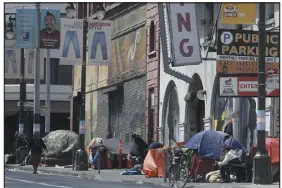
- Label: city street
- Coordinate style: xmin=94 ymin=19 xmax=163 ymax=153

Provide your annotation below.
xmin=5 ymin=170 xmax=279 ymax=188
xmin=5 ymin=171 xmax=162 ymax=188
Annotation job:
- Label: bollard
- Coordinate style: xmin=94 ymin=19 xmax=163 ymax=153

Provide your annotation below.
xmin=75 ymin=149 xmax=88 ymax=171
xmin=119 ymin=139 xmax=122 ymax=169
xmin=72 ymin=147 xmax=75 ymax=171
xmin=98 ymin=139 xmax=103 ymax=174
xmin=163 ymin=148 xmax=167 ymax=182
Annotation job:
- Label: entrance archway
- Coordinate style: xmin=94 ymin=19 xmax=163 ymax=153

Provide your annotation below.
xmin=162 ymin=80 xmax=180 ymax=145
xmin=184 ymin=74 xmax=205 ymax=140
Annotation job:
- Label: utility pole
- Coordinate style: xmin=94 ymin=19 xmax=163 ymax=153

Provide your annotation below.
xmin=19 ymin=47 xmax=26 ymax=134
xmin=45 ymin=48 xmax=51 ymax=134
xmin=79 ymin=2 xmax=87 ymax=152
xmin=252 ymin=2 xmax=272 ymax=185
xmin=33 ymin=2 xmax=41 ymax=134
xmin=74 ymin=2 xmax=88 ymax=171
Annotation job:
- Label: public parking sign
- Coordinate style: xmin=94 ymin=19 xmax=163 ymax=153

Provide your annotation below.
xmin=16 ymin=9 xmax=37 ymax=48
xmin=216 ymin=29 xmax=280 ymax=74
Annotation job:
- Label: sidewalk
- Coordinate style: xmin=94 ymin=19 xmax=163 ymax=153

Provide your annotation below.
xmin=5 ymin=164 xmax=166 ymax=186
xmin=5 ymin=164 xmax=279 ymax=188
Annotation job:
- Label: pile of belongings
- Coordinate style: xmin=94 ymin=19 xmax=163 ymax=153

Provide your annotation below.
xmin=121 ymin=164 xmax=145 ymax=175
xmin=43 ymin=130 xmax=79 ymax=158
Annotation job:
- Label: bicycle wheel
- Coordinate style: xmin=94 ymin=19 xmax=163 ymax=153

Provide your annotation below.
xmin=169 ymin=162 xmax=187 ymax=188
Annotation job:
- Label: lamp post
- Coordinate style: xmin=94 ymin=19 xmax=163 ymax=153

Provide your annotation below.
xmin=65 ymin=2 xmax=106 ymax=171
xmin=6 ymin=15 xmax=26 ymax=135
xmin=252 ymin=2 xmax=272 ymax=184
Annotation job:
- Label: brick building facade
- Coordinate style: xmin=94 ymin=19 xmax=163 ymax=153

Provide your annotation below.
xmin=72 ymin=3 xmax=149 ymax=145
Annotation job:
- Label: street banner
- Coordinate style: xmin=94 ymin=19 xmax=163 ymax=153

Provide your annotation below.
xmin=60 ymin=18 xmax=84 ymax=65
xmin=5 ymin=40 xmax=21 ymax=78
xmin=88 ymin=20 xmax=112 ymax=66
xmin=168 ymin=3 xmax=202 ymax=66
xmin=221 ymin=3 xmax=257 ymax=25
xmin=40 ymin=9 xmax=61 ymax=49
xmin=16 ymin=9 xmax=37 ymax=48
xmin=216 ymin=29 xmax=280 ymax=74
xmin=219 ymin=75 xmax=279 ymax=97
xmin=24 ymin=48 xmax=45 ymax=79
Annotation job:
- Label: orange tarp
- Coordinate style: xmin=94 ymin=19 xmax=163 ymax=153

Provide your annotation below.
xmin=253 ymin=138 xmax=280 ymax=164
xmin=143 ymin=149 xmax=165 ymax=178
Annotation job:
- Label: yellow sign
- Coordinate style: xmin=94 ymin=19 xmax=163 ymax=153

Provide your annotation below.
xmin=221 ymin=3 xmax=257 ymax=24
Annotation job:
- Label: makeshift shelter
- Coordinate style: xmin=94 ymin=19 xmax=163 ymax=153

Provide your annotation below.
xmin=43 ymin=130 xmax=78 ymax=156
xmin=184 ymin=130 xmax=231 ymax=160
xmin=143 ymin=149 xmax=165 ymax=178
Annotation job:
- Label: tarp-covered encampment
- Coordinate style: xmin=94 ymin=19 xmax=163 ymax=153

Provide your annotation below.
xmin=184 ymin=130 xmax=229 ymax=160
xmin=143 ymin=149 xmax=164 ymax=178
xmin=43 ymin=130 xmax=78 ymax=156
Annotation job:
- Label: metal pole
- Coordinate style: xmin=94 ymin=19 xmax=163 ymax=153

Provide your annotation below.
xmin=252 ymin=2 xmax=272 ymax=185
xmin=45 ymin=49 xmax=51 ymax=134
xmin=79 ymin=2 xmax=87 ymax=150
xmin=75 ymin=2 xmax=88 ymax=171
xmin=33 ymin=2 xmax=41 ymax=135
xmin=163 ymin=149 xmax=167 ymax=182
xmin=232 ymin=98 xmax=241 ymax=142
xmin=19 ymin=48 xmax=26 ymax=134
xmin=98 ymin=146 xmax=100 ymax=174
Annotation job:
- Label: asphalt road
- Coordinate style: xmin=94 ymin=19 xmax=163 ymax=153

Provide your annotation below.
xmin=4 ymin=171 xmax=162 ymax=188
xmin=5 ymin=170 xmax=279 ymax=188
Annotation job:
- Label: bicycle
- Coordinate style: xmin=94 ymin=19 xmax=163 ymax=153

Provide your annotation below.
xmin=168 ymin=140 xmax=193 ymax=188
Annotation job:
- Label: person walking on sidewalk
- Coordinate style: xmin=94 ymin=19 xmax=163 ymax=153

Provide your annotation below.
xmin=28 ymin=132 xmax=47 ymax=174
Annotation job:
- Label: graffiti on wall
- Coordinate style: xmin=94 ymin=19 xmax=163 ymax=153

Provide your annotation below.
xmin=108 ymin=27 xmax=146 ymax=84
xmin=108 ymin=5 xmax=147 ymax=84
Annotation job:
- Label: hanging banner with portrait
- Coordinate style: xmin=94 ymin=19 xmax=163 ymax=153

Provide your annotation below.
xmin=40 ymin=9 xmax=61 ymax=49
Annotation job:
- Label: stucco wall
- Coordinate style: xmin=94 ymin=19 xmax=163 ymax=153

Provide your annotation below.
xmin=158 ymin=3 xmax=280 ymax=143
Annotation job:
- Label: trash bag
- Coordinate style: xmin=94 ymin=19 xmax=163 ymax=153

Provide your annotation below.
xmin=43 ymin=130 xmax=79 ymax=157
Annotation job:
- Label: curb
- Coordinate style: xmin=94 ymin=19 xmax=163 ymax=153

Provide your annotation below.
xmin=5 ymin=165 xmax=96 ymax=180
xmin=5 ymin=165 xmax=168 ymax=187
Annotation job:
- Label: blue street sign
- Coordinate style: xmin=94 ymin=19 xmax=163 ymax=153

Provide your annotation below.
xmin=16 ymin=9 xmax=37 ymax=48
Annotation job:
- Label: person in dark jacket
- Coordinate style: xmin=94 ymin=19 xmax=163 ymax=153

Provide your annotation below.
xmin=224 ymin=118 xmax=233 ymax=136
xmin=132 ymin=134 xmax=148 ymax=163
xmin=28 ymin=132 xmax=47 ymax=174
xmin=14 ymin=131 xmax=29 ymax=165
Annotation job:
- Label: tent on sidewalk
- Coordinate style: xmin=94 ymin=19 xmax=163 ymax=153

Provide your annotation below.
xmin=142 ymin=149 xmax=165 ymax=178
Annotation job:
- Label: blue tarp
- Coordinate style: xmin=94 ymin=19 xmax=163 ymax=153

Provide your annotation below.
xmin=184 ymin=130 xmax=229 ymax=160
xmin=224 ymin=137 xmax=246 ymax=152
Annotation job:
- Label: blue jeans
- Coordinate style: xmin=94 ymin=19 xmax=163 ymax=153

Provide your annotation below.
xmin=90 ymin=31 xmax=108 ymax=60
xmin=5 ymin=50 xmax=17 ymax=73
xmin=62 ymin=31 xmax=81 ymax=58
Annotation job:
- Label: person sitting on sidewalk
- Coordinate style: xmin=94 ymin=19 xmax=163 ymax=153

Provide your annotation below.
xmin=28 ymin=132 xmax=47 ymax=174
xmin=216 ymin=146 xmax=243 ymax=183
